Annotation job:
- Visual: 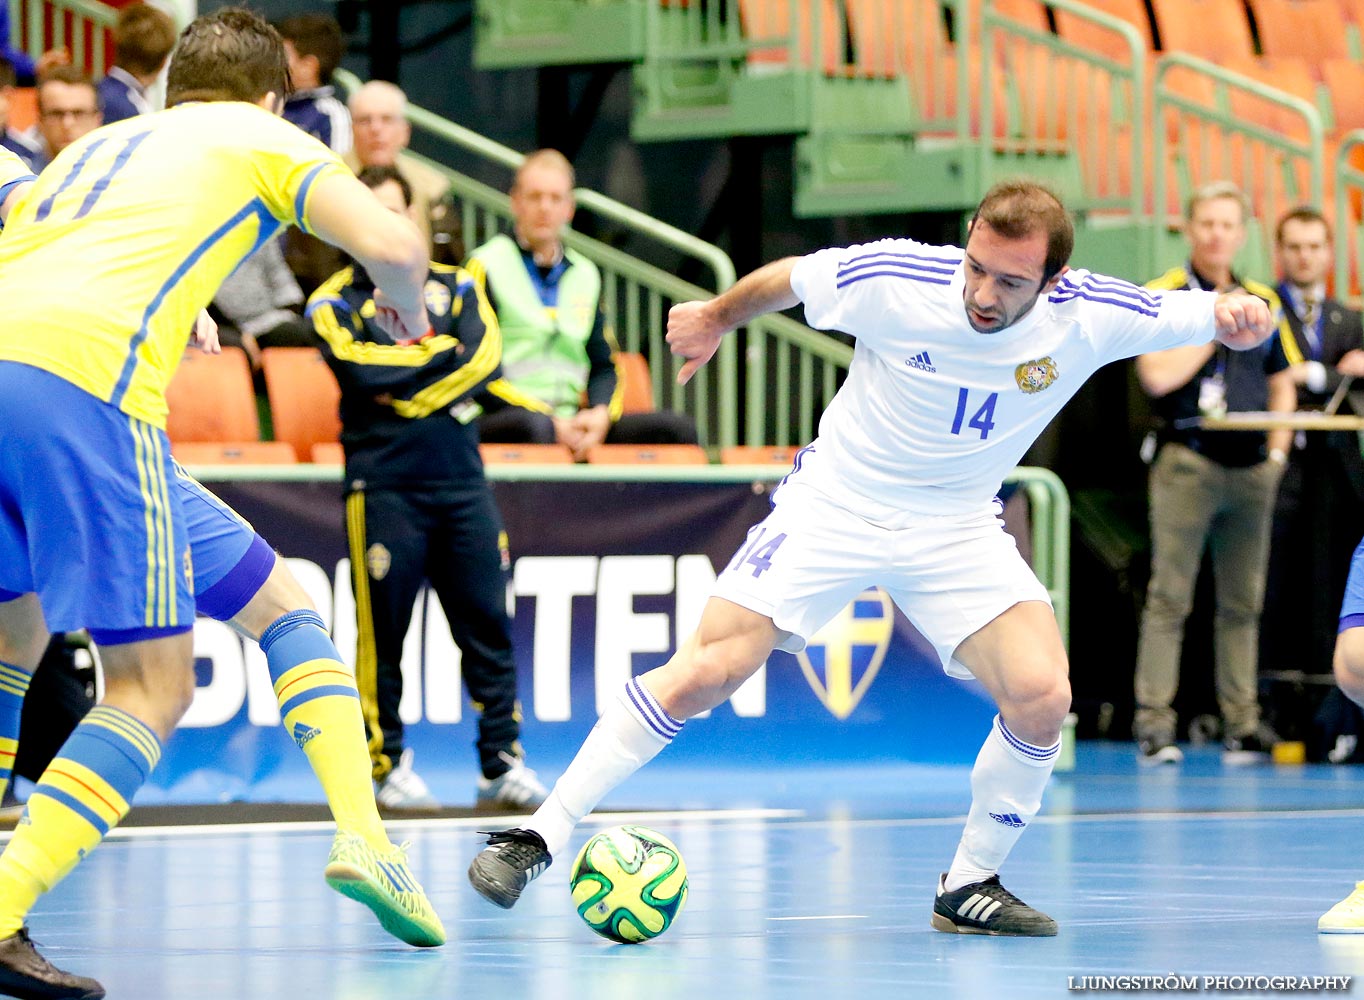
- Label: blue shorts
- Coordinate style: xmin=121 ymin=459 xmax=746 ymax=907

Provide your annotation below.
xmin=1341 ymin=536 xmax=1364 ymax=633
xmin=171 ymin=463 xmax=276 ymax=622
xmin=0 ymin=363 xmax=193 ymax=644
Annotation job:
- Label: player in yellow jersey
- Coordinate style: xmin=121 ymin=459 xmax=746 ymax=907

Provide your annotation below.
xmin=0 ymin=10 xmax=439 ymax=998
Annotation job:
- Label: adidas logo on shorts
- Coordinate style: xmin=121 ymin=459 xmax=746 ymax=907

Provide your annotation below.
xmin=904 ymin=351 xmax=936 ymax=373
xmin=988 ymin=811 xmax=1026 ymax=828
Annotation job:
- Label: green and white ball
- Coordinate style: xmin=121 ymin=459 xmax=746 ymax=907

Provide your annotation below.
xmin=569 ymin=825 xmax=688 ymax=943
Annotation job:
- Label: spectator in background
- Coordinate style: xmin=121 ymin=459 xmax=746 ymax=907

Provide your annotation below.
xmin=466 ymin=149 xmax=699 ymax=460
xmin=0 ymin=5 xmax=68 ymax=86
xmin=1132 ymin=181 xmax=1301 ymax=767
xmin=276 ymin=13 xmax=350 ymax=154
xmin=0 ymin=56 xmax=41 ymax=171
xmin=346 ymin=80 xmax=450 ymax=253
xmin=29 ymin=65 xmax=99 ymax=167
xmin=1260 ymin=207 xmax=1364 ymax=689
xmin=97 ymin=2 xmax=176 ymax=123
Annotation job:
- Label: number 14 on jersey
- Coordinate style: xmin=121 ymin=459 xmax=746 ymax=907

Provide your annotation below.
xmin=950 ymin=388 xmax=998 ymax=440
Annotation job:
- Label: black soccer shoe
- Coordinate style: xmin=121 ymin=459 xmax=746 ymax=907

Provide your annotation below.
xmin=467 ymin=828 xmax=552 ymax=910
xmin=931 ymin=873 xmax=1058 ymax=937
xmin=0 ymin=927 xmax=104 ymax=999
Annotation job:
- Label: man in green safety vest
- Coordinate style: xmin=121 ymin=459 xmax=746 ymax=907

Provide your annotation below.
xmin=466 ymin=149 xmax=697 ymax=460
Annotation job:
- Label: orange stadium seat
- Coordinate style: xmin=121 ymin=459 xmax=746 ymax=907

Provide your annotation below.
xmin=615 ymin=351 xmax=656 ymax=414
xmin=310 ymin=441 xmax=345 ymax=465
xmin=720 ymin=445 xmax=799 ymax=465
xmin=164 ymin=346 xmax=260 ymax=445
xmin=479 ymin=443 xmax=575 ymax=464
xmin=260 ymin=347 xmax=341 ymax=465
xmin=171 ymin=441 xmax=298 ymax=465
xmin=1053 ymin=0 xmax=1154 ymax=61
xmin=585 ymin=444 xmax=709 ymax=465
xmin=1150 ymin=0 xmax=1256 ymax=61
xmin=1248 ymin=0 xmax=1350 ymax=63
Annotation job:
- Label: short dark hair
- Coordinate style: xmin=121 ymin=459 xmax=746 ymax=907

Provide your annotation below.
xmin=970 ymin=180 xmax=1074 ymax=285
xmin=357 ymin=164 xmax=411 ymax=207
xmin=36 ymin=65 xmax=97 ymax=110
xmin=113 ymin=3 xmax=178 ymax=78
xmin=275 ymin=14 xmax=344 ymax=86
xmin=0 ymin=55 xmax=15 ymax=90
xmin=165 ymin=8 xmax=288 ymax=108
xmin=1276 ymin=205 xmax=1331 ymax=245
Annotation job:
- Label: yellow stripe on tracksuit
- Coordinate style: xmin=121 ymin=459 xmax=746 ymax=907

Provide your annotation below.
xmin=346 ymin=491 xmax=390 ymax=780
xmin=129 ymin=417 xmax=176 ymax=628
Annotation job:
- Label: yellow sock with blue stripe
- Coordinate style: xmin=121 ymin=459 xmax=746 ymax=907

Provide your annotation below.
xmin=0 ymin=704 xmax=159 ymax=936
xmin=0 ymin=662 xmax=32 ymax=796
xmin=261 ymin=610 xmax=388 ymax=851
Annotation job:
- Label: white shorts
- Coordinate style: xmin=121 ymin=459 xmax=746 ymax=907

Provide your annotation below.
xmin=712 ymin=483 xmax=1052 ymax=679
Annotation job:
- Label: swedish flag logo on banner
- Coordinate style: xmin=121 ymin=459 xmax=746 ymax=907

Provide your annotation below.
xmin=796 ymin=588 xmax=894 ymax=719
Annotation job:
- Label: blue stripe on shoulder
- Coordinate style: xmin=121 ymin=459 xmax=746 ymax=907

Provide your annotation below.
xmin=293 ymin=162 xmax=331 ymax=235
xmin=111 ymin=198 xmax=276 ymax=409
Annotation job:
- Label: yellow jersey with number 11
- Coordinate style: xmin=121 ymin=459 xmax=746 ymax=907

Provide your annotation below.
xmin=0 ymin=100 xmax=351 ymax=428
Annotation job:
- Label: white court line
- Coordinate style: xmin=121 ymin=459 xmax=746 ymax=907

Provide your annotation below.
xmin=0 ymin=806 xmax=803 ymax=842
xmin=775 ymin=806 xmax=1364 ymax=831
xmin=768 ymin=914 xmax=867 ymax=921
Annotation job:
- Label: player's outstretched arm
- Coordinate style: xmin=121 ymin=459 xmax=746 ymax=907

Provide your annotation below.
xmin=667 ymin=257 xmax=801 ymax=385
xmin=1212 ymin=290 xmax=1275 ymax=351
xmin=303 ymin=171 xmax=431 ymax=341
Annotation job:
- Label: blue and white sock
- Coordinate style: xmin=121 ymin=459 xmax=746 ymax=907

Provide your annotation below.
xmin=944 ymin=715 xmax=1059 ymax=892
xmin=529 ymin=676 xmax=683 ymax=858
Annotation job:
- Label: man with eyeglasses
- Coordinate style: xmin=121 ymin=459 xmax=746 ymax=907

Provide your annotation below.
xmin=30 ymin=65 xmax=100 ymax=168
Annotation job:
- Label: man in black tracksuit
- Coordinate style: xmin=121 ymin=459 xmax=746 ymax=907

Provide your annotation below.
xmin=308 ymin=165 xmax=548 ymax=811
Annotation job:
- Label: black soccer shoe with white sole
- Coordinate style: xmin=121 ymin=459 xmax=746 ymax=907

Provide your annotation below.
xmin=931 ymin=873 xmax=1058 ymax=936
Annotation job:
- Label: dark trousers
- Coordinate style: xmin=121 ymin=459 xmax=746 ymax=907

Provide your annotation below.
xmin=1261 ymin=437 xmax=1364 ymax=678
xmin=346 ymin=486 xmax=520 ymax=781
xmin=480 ymin=407 xmax=699 ymax=446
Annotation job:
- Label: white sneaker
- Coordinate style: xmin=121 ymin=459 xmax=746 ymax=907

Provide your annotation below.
xmin=376 ymin=748 xmax=439 ymax=812
xmin=477 ymin=751 xmax=549 ymax=809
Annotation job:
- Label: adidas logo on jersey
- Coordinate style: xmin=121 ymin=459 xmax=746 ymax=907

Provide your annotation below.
xmin=292 ymin=722 xmax=321 ymax=750
xmin=904 ymin=351 xmax=936 ymax=373
xmin=988 ymin=811 xmax=1026 ymax=828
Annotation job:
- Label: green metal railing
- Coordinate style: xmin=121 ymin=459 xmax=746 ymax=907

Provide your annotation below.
xmin=13 ymin=0 xmax=116 ymax=77
xmin=1335 ymin=132 xmax=1364 ymax=302
xmin=1152 ymin=53 xmax=1323 ymax=276
xmin=336 ymin=67 xmax=856 ymax=449
xmin=980 ymin=0 xmax=1146 ymax=216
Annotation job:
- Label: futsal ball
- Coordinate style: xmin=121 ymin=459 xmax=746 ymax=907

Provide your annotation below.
xmin=569 ymin=825 xmax=688 ymax=943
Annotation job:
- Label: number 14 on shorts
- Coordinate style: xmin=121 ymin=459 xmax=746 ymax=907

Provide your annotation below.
xmin=729 ymin=527 xmax=788 ymax=578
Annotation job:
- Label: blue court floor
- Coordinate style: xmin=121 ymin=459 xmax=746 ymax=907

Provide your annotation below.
xmin=9 ymin=743 xmax=1364 ymax=999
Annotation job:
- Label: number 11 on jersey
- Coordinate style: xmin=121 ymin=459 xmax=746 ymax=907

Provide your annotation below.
xmin=950 ymin=387 xmax=998 ymax=440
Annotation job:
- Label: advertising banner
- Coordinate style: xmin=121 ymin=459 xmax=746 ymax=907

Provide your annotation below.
xmin=146 ymin=477 xmax=1011 ymax=803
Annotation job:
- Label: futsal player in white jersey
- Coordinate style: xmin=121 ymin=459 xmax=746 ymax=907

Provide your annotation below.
xmin=468 ymin=181 xmax=1276 ymax=935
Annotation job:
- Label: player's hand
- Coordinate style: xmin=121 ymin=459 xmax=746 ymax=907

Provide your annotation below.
xmin=372 ymin=288 xmax=431 ymax=344
xmin=191 ymin=309 xmax=221 ymax=355
xmin=667 ymin=301 xmax=723 ymax=386
xmin=1337 ymin=349 xmax=1364 ymax=378
xmin=1213 ymin=292 xmax=1274 ymax=350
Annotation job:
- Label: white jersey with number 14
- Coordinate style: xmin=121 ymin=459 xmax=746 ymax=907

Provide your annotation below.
xmin=785 ymin=237 xmax=1217 ymax=526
